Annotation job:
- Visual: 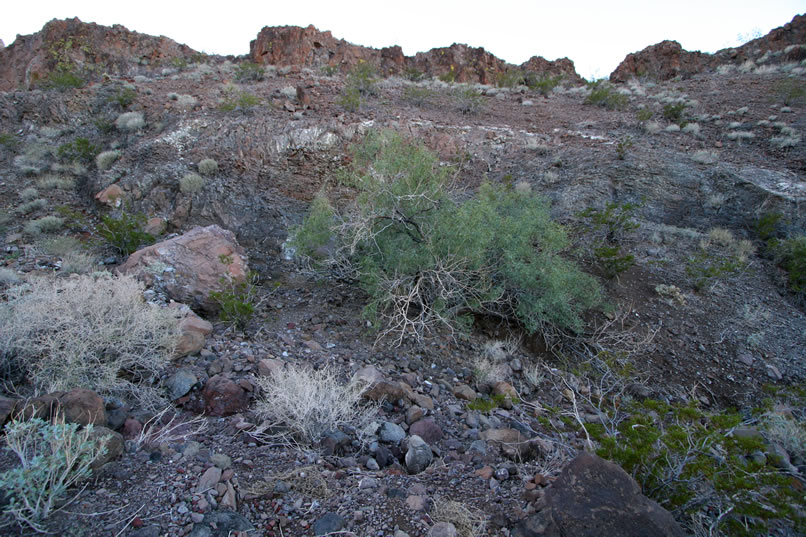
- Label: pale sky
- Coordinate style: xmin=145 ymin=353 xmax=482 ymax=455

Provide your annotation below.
xmin=2 ymin=1 xmax=804 ymax=79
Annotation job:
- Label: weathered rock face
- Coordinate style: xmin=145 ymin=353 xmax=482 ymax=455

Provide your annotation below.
xmin=0 ymin=17 xmax=199 ymax=91
xmin=610 ymin=40 xmax=709 ymax=83
xmin=118 ymin=225 xmax=248 ymax=314
xmin=611 ymin=14 xmax=806 ymax=82
xmin=250 ymin=25 xmax=582 ymax=85
xmin=512 ymin=452 xmax=684 ymax=537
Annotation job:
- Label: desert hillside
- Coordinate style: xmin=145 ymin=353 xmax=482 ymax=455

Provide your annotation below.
xmin=0 ymin=14 xmax=804 ymax=537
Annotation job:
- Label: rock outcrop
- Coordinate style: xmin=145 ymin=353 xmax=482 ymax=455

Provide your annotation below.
xmin=118 ymin=225 xmax=248 ymax=314
xmin=250 ymin=24 xmax=582 ymax=84
xmin=512 ymin=452 xmax=684 ymax=537
xmin=611 ymin=13 xmax=806 ymax=82
xmin=0 ymin=17 xmax=199 ymax=91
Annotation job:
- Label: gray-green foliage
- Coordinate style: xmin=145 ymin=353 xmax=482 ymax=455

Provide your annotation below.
xmin=0 ymin=416 xmax=106 ymax=532
xmin=198 ymin=158 xmax=218 ymax=176
xmin=293 ymin=131 xmax=600 ymax=342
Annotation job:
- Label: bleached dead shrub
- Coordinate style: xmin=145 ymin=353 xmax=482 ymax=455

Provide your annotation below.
xmin=37 ymin=174 xmax=75 ymax=190
xmin=59 ymin=251 xmax=98 ymax=275
xmin=0 ymin=267 xmax=21 ymax=288
xmin=727 ymin=131 xmax=755 ymax=141
xmin=23 ymin=216 xmax=63 ymax=235
xmin=179 ymin=172 xmax=206 ymax=194
xmin=197 ymin=158 xmax=218 ymax=176
xmin=115 ymin=111 xmax=145 ymax=131
xmin=764 ymin=414 xmax=806 ymax=463
xmin=95 ymin=150 xmax=121 ymax=171
xmin=0 ymin=273 xmax=179 ymax=408
xmin=255 ymin=363 xmax=377 ymax=448
xmin=643 ymin=121 xmax=661 ymax=134
xmin=682 ymin=123 xmax=701 ymax=136
xmin=431 ymin=498 xmax=487 ymax=537
xmin=691 ymin=150 xmax=718 ymax=164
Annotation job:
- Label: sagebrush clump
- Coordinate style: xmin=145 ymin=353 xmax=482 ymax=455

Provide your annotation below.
xmin=293 ymin=130 xmax=600 ymax=343
xmin=115 ymin=111 xmax=145 ymax=131
xmin=197 ymin=158 xmax=218 ymax=176
xmin=95 ymin=149 xmax=121 ymax=171
xmin=179 ymin=172 xmax=206 ymax=194
xmin=0 ymin=273 xmax=179 ymax=408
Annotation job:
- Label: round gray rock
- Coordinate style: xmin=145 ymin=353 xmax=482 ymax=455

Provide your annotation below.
xmin=378 ymin=421 xmax=406 ymax=444
xmin=405 ymin=434 xmax=433 ymax=474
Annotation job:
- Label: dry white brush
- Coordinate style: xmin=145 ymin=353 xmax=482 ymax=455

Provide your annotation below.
xmin=0 ymin=273 xmax=180 ymax=409
xmin=253 ymin=363 xmax=379 ymax=450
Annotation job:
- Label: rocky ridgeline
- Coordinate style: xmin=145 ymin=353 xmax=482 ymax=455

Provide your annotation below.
xmin=611 ymin=13 xmax=806 ymax=82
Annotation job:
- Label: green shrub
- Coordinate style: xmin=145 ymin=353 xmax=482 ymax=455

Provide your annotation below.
xmin=584 ymin=81 xmax=628 ymax=110
xmin=0 ymin=273 xmax=178 ymax=407
xmin=636 ymin=107 xmax=653 ymax=121
xmin=439 ymin=66 xmax=457 ymax=83
xmin=774 ymin=78 xmax=806 ymax=106
xmin=209 ymin=271 xmax=260 ymax=330
xmin=179 ymin=172 xmax=206 ymax=194
xmin=346 ymin=61 xmax=378 ymax=96
xmin=525 ymin=73 xmax=562 ymax=96
xmin=452 ymin=87 xmax=483 ymax=115
xmin=44 ymin=68 xmax=85 ymax=90
xmin=402 ymin=86 xmax=435 ymax=107
xmin=467 ymin=393 xmax=520 ymax=412
xmin=57 ymin=137 xmax=98 ymax=164
xmin=95 ymin=149 xmax=121 ymax=171
xmin=219 ymin=91 xmax=261 ymax=112
xmin=235 ymin=61 xmax=265 ymax=82
xmin=19 ymin=187 xmax=39 ymax=202
xmin=686 ymin=228 xmax=754 ymax=291
xmin=0 ymin=415 xmax=107 ymax=532
xmin=97 ymin=211 xmax=154 ymax=255
xmin=320 ymin=65 xmax=339 ymax=77
xmin=590 ymin=400 xmax=805 ymax=536
xmin=294 ymin=130 xmax=601 ymax=342
xmin=776 ymin=235 xmax=806 ymax=300
xmin=290 ymin=193 xmax=335 ymax=260
xmin=339 ymin=86 xmax=361 ymax=112
xmin=0 ymin=132 xmax=19 ymax=150
xmin=496 ymin=69 xmax=525 ymax=88
xmin=662 ymin=102 xmax=688 ymax=126
xmin=403 ymin=67 xmax=424 ymax=81
xmin=198 ymin=158 xmax=218 ymax=176
xmin=24 ymin=216 xmax=64 ymax=235
xmin=577 ymin=201 xmax=640 ymax=278
xmin=615 ymin=136 xmax=633 ymax=160
xmin=110 ymin=86 xmax=137 ymax=108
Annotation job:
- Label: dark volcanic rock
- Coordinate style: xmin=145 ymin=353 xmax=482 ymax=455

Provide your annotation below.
xmin=512 ymin=452 xmax=684 ymax=537
xmin=201 ymin=375 xmax=248 ymax=416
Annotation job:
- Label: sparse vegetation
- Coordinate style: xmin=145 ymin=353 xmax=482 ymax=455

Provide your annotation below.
xmin=57 ymin=137 xmax=98 ymax=164
xmin=686 ymin=228 xmax=754 ymax=291
xmin=115 ymin=111 xmax=145 ymax=131
xmin=24 ymin=215 xmax=64 ymax=235
xmin=219 ymin=90 xmax=261 ymax=112
xmin=209 ymin=271 xmax=261 ymax=330
xmin=585 ymin=80 xmax=628 ymax=110
xmin=95 ymin=149 xmax=121 ymax=171
xmin=110 ymin=86 xmax=137 ymax=108
xmin=662 ymin=102 xmax=688 ymax=126
xmin=578 ymin=201 xmax=641 ymax=278
xmin=525 ymin=73 xmax=562 ymax=95
xmin=37 ymin=174 xmax=75 ymax=190
xmin=452 ymin=87 xmax=484 ymax=115
xmin=235 ymin=61 xmax=265 ymax=82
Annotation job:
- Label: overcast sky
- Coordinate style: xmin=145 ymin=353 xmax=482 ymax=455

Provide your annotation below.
xmin=2 ymin=1 xmax=804 ymax=79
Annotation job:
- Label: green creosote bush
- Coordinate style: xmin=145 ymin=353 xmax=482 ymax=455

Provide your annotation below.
xmin=402 ymin=85 xmax=436 ymax=107
xmin=0 ymin=273 xmax=178 ymax=408
xmin=0 ymin=132 xmax=20 ymax=150
xmin=525 ymin=73 xmax=562 ymax=96
xmin=615 ymin=136 xmax=633 ymax=160
xmin=452 ymin=87 xmax=484 ymax=115
xmin=197 ymin=158 xmax=218 ymax=176
xmin=584 ymin=80 xmax=628 ymax=110
xmin=292 ymin=130 xmax=601 ymax=343
xmin=24 ymin=216 xmax=64 ymax=236
xmin=496 ymin=69 xmax=525 ymax=88
xmin=209 ymin=271 xmax=260 ymax=331
xmin=110 ymin=86 xmax=137 ymax=108
xmin=339 ymin=61 xmax=379 ymax=112
xmin=57 ymin=137 xmax=99 ymax=165
xmin=179 ymin=172 xmax=206 ymax=194
xmin=339 ymin=87 xmax=361 ymax=112
xmin=219 ymin=91 xmax=261 ymax=112
xmin=775 ymin=235 xmax=806 ymax=301
xmin=0 ymin=415 xmax=107 ymax=532
xmin=577 ymin=201 xmax=640 ymax=278
xmin=439 ymin=65 xmax=457 ymax=83
xmin=97 ymin=210 xmax=155 ymax=255
xmin=235 ymin=61 xmax=265 ymax=82
xmin=403 ymin=66 xmax=424 ymax=82
xmin=686 ymin=228 xmax=754 ymax=292
xmin=662 ymin=102 xmax=688 ymax=127
xmin=44 ymin=68 xmax=85 ymax=91
xmin=636 ymin=107 xmax=653 ymax=121
xmin=95 ymin=149 xmax=121 ymax=171
xmin=588 ymin=399 xmax=806 ymax=536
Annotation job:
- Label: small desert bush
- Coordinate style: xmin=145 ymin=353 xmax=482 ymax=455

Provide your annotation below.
xmin=402 ymin=85 xmax=436 ymax=107
xmin=686 ymin=228 xmax=754 ymax=291
xmin=179 ymin=172 xmax=206 ymax=194
xmin=56 ymin=138 xmax=99 ymax=164
xmin=115 ymin=111 xmax=146 ymax=131
xmin=110 ymin=86 xmax=137 ymax=108
xmin=39 ymin=235 xmax=82 ymax=257
xmin=219 ymin=91 xmax=261 ymax=112
xmin=19 ymin=187 xmax=39 ymax=202
xmin=0 ymin=415 xmax=107 ymax=532
xmin=235 ymin=61 xmax=265 ymax=82
xmin=15 ymin=198 xmax=47 ymax=215
xmin=44 ymin=68 xmax=85 ymax=91
xmin=346 ymin=60 xmax=378 ymax=96
xmin=0 ymin=273 xmax=179 ymax=408
xmin=577 ymin=201 xmax=641 ymax=278
xmin=197 ymin=158 xmax=218 ymax=176
xmin=691 ymin=150 xmax=718 ymax=164
xmin=24 ymin=216 xmax=64 ymax=236
xmin=496 ymin=69 xmax=525 ymax=88
xmin=95 ymin=149 xmax=121 ymax=171
xmin=255 ymin=363 xmax=377 ymax=448
xmin=525 ymin=73 xmax=562 ymax=95
xmin=585 ymin=81 xmax=628 ymax=110
xmin=97 ymin=210 xmax=155 ymax=255
xmin=209 ymin=271 xmax=261 ymax=330
xmin=292 ymin=130 xmax=600 ymax=343
xmin=452 ymin=86 xmax=484 ymax=115
xmin=0 ymin=132 xmax=19 ymax=150
xmin=59 ymin=251 xmax=98 ymax=275
xmin=431 ymin=498 xmax=487 ymax=537
xmin=775 ymin=235 xmax=806 ymax=301
xmin=662 ymin=102 xmax=688 ymax=126
xmin=0 ymin=267 xmax=21 ymax=288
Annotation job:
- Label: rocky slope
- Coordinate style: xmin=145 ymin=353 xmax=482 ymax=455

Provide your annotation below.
xmin=0 ymin=14 xmax=804 ymax=537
